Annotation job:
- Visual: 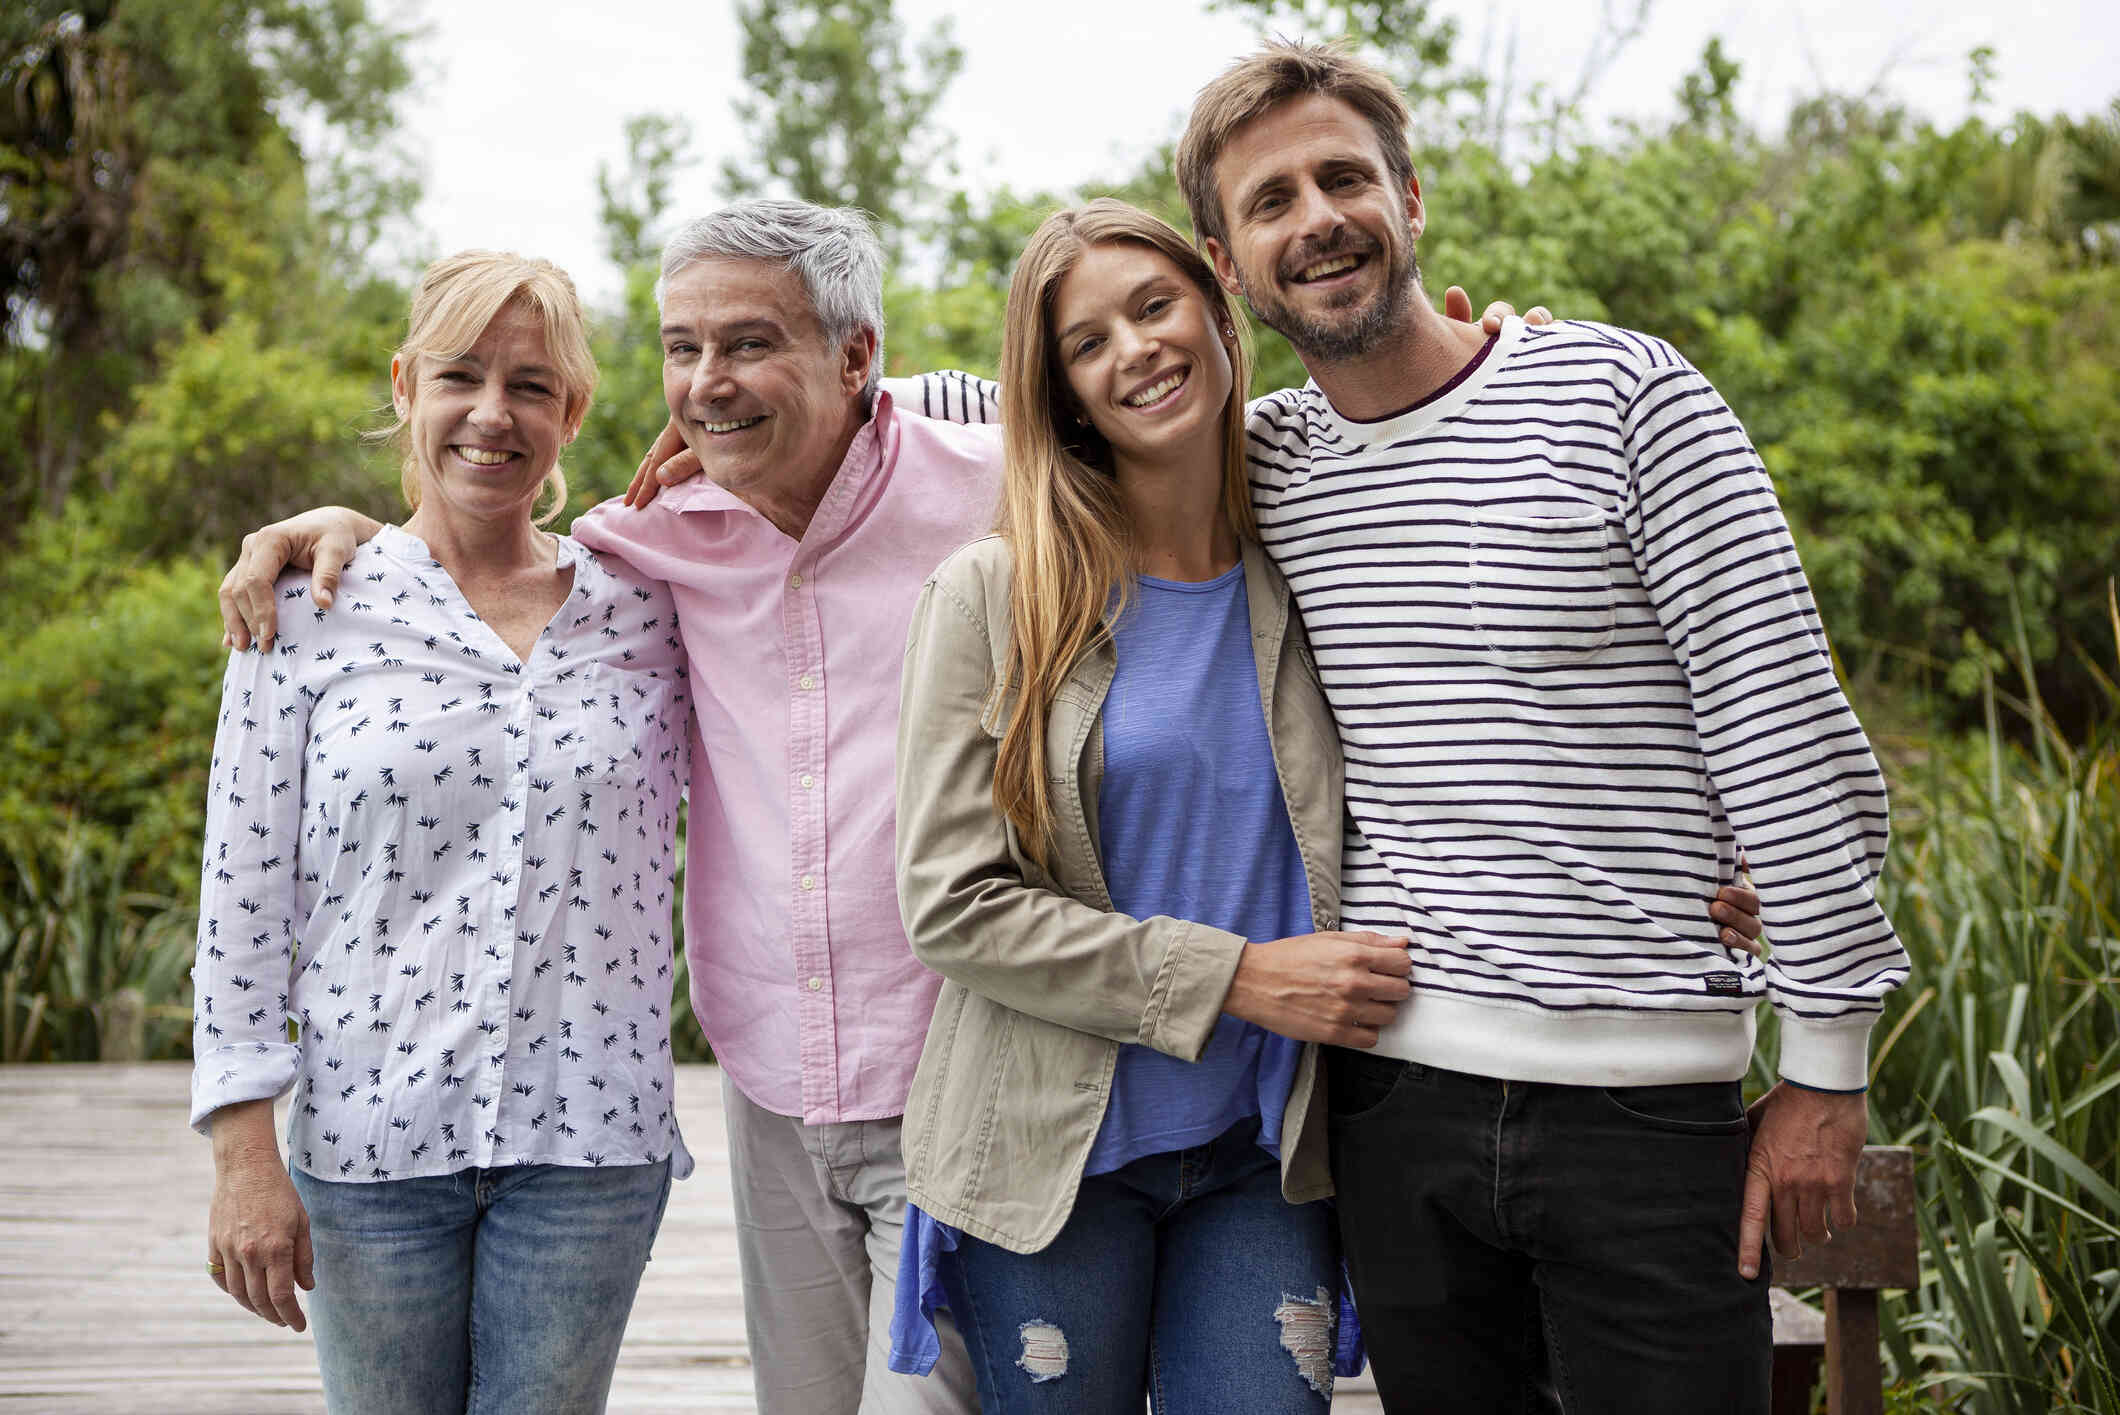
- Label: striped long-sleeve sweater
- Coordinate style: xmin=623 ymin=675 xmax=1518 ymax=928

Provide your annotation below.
xmin=894 ymin=319 xmax=1907 ymax=1091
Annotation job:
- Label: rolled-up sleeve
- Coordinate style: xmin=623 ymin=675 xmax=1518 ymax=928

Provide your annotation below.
xmin=189 ymin=639 xmax=310 ymax=1132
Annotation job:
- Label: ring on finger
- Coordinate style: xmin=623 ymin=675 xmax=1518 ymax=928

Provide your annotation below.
xmin=207 ymin=1261 xmax=226 ymax=1276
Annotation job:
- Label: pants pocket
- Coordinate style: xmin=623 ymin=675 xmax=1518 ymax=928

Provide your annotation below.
xmin=1597 ymin=1081 xmax=1749 ymax=1134
xmin=1326 ymin=1050 xmax=1420 ymax=1125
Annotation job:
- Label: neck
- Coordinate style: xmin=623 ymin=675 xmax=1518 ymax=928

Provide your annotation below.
xmin=1305 ymin=285 xmax=1491 ymax=423
xmin=403 ymin=505 xmax=552 ymax=579
xmin=1116 ymin=444 xmax=1239 ymax=583
xmin=730 ymin=397 xmax=869 ymax=541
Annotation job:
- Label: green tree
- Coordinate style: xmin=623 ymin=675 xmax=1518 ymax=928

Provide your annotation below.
xmin=1 ymin=0 xmax=417 ymax=527
xmin=718 ymin=0 xmax=964 ymax=250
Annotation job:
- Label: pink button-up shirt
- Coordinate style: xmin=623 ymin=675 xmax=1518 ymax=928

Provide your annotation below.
xmin=572 ymin=391 xmax=1002 ymax=1123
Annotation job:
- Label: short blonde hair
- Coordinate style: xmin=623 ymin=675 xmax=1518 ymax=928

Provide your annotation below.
xmin=1176 ymin=40 xmax=1416 ymax=253
xmin=386 ymin=250 xmax=596 ymax=525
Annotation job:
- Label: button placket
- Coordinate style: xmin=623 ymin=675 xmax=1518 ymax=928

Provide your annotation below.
xmin=782 ymin=544 xmax=837 ymax=1118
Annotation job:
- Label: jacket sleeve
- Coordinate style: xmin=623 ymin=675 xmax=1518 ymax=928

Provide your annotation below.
xmin=1621 ymin=340 xmax=1907 ymax=1090
xmin=894 ymin=571 xmax=1247 ymax=1060
xmin=189 ymin=635 xmax=312 ymax=1132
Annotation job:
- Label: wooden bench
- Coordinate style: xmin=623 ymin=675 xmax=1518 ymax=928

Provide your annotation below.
xmin=1769 ymin=1146 xmax=1919 ymax=1415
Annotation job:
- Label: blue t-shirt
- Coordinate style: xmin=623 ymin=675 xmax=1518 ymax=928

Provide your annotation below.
xmin=1082 ymin=563 xmax=1312 ymax=1173
xmin=892 ymin=562 xmax=1362 ymax=1378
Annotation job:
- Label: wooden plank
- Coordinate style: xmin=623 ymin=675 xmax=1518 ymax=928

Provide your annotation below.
xmin=0 ymin=1063 xmax=1382 ymax=1413
xmin=1774 ymin=1147 xmax=1919 ymax=1291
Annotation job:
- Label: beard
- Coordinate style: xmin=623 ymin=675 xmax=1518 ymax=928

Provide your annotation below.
xmin=1236 ymin=228 xmax=1421 ymax=364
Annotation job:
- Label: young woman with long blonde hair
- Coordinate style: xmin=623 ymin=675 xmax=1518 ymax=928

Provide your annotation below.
xmin=884 ymin=199 xmax=1390 ymax=1411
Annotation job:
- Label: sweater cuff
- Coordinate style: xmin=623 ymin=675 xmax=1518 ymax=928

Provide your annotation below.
xmin=1775 ymin=1015 xmax=1874 ymax=1093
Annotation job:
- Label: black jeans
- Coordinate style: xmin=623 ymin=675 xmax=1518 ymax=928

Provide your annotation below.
xmin=1327 ymin=1050 xmax=1771 ymax=1415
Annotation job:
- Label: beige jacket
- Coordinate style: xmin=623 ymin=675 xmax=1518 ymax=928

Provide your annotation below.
xmin=894 ymin=533 xmax=1346 ymax=1253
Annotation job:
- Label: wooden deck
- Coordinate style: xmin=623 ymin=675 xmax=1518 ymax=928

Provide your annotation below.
xmin=0 ymin=1064 xmax=1381 ymax=1413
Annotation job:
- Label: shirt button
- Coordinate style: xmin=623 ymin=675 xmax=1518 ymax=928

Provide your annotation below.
xmin=807 ymin=976 xmax=823 ymax=991
xmin=799 ymin=773 xmax=815 ymax=789
xmin=798 ymin=673 xmax=815 ymax=690
xmin=790 ymin=573 xmax=803 ymax=588
xmin=800 ymin=874 xmax=815 ymax=891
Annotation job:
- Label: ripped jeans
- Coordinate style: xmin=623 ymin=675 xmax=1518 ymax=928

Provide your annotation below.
xmin=935 ymin=1117 xmax=1337 ymax=1414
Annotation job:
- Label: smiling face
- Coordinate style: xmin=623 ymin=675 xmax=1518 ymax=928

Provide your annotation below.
xmin=658 ymin=257 xmax=875 ymax=504
xmin=1048 ymin=241 xmax=1236 ymax=480
xmin=1204 ymin=92 xmax=1425 ymax=364
xmin=392 ymin=302 xmax=580 ymax=527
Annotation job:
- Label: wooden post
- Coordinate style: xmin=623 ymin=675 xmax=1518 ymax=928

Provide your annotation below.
xmin=1823 ymin=1287 xmax=1883 ymax=1415
xmin=95 ymin=986 xmax=146 ymax=1061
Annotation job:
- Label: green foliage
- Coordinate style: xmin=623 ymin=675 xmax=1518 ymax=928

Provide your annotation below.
xmin=86 ymin=315 xmax=398 ymax=560
xmin=0 ymin=0 xmax=419 ymax=524
xmin=719 ymin=0 xmax=965 ymax=248
xmin=1860 ymin=626 xmax=2120 ymax=1411
xmin=0 ymin=824 xmax=196 ymax=1063
xmin=0 ymin=552 xmax=225 ymax=889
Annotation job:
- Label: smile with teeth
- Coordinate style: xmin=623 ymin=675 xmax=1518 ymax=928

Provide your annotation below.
xmin=699 ymin=415 xmax=766 ymax=434
xmin=1124 ymin=368 xmax=1190 ymax=409
xmin=1293 ymin=253 xmax=1364 ymax=283
xmin=452 ymin=446 xmax=517 ymax=466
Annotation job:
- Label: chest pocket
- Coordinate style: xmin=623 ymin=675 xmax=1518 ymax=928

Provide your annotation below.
xmin=565 ymin=665 xmax=682 ymax=793
xmin=1470 ymin=512 xmax=1617 ymax=663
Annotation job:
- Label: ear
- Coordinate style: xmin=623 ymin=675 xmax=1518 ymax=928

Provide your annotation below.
xmin=390 ymin=354 xmax=411 ymax=418
xmin=1204 ymin=236 xmax=1246 ymax=302
xmin=839 ymin=325 xmax=879 ymax=396
xmin=1403 ymin=169 xmax=1426 ymax=242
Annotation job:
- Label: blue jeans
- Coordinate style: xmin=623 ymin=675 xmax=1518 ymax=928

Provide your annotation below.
xmin=938 ymin=1118 xmax=1337 ymax=1414
xmin=292 ymin=1159 xmax=673 ymax=1415
xmin=1327 ymin=1051 xmax=1770 ymax=1414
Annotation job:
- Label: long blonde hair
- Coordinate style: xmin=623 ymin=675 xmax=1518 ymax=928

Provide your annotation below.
xmin=992 ymin=199 xmax=1256 ymax=867
xmin=384 ymin=250 xmax=597 ymax=526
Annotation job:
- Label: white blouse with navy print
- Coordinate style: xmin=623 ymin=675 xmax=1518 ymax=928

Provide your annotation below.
xmin=190 ymin=525 xmax=693 ymax=1183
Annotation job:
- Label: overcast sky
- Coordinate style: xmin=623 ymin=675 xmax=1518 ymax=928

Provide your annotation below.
xmin=387 ymin=0 xmax=2118 ymax=306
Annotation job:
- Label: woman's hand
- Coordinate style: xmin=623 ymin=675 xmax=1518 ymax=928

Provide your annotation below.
xmin=623 ymin=418 xmax=701 ymax=509
xmin=1443 ymin=287 xmax=1554 ymax=332
xmin=218 ymin=507 xmax=383 ymax=650
xmin=206 ymin=1099 xmax=314 ymax=1331
xmin=1712 ymin=883 xmax=1766 ymax=958
xmin=1222 ymin=930 xmax=1414 ymax=1047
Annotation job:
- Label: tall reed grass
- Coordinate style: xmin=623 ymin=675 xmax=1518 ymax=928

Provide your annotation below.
xmin=1858 ymin=591 xmax=2120 ymax=1412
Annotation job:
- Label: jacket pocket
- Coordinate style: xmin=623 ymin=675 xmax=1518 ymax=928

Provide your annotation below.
xmin=1470 ymin=511 xmax=1617 ymax=663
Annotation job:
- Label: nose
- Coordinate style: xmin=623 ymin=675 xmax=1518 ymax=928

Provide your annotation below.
xmin=468 ymin=377 xmax=513 ymax=430
xmin=1112 ymin=320 xmax=1159 ymax=371
xmin=685 ymin=351 xmax=740 ymax=409
xmin=1289 ymin=180 xmax=1344 ymax=248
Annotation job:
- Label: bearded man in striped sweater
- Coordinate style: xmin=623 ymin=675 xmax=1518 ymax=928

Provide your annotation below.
xmin=1169 ymin=42 xmax=1909 ymax=1412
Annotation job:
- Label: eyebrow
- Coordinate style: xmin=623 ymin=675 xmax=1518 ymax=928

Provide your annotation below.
xmin=1054 ymin=275 xmax=1177 ymax=343
xmin=431 ymin=353 xmax=560 ymax=380
xmin=659 ymin=316 xmax=789 ymax=340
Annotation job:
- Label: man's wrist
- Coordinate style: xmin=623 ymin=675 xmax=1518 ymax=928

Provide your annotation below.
xmin=1781 ymin=1076 xmax=1867 ymax=1096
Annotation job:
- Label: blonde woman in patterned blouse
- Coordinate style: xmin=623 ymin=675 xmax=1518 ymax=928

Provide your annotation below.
xmin=190 ymin=251 xmax=691 ymax=1414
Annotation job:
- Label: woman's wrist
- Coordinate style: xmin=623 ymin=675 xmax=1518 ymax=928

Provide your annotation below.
xmin=208 ymin=1098 xmax=282 ymax=1163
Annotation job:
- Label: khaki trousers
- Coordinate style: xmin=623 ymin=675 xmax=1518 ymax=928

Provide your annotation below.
xmin=722 ymin=1071 xmax=977 ymax=1415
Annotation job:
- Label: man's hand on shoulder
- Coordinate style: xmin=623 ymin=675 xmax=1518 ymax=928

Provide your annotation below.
xmin=1737 ymin=1082 xmax=1870 ymax=1279
xmin=218 ymin=507 xmax=382 ymax=650
xmin=1443 ymin=286 xmax=1554 ymax=334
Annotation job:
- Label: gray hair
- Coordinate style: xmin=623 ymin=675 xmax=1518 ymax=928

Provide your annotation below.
xmin=656 ymin=199 xmax=886 ymax=393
